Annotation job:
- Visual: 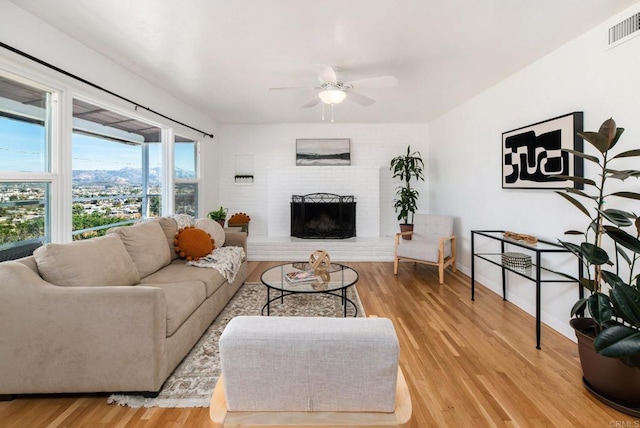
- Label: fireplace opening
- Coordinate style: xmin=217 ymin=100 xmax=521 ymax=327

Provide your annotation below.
xmin=291 ymin=193 xmax=356 ymax=239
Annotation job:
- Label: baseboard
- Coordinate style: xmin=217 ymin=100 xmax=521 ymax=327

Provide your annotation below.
xmin=247 ymin=236 xmax=395 ymax=262
xmin=457 ymin=263 xmax=577 ymax=343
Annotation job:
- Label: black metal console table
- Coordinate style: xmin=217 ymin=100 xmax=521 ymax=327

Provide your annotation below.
xmin=471 ymin=230 xmax=583 ymax=349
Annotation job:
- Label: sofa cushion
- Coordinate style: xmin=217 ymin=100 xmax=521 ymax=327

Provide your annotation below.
xmin=108 ymin=220 xmax=172 ymax=277
xmin=157 ymin=217 xmax=180 ymax=260
xmin=195 ymin=217 xmax=225 ymax=248
xmin=33 ymin=234 xmax=140 ymax=287
xmin=140 ymin=259 xmax=227 ymax=297
xmin=140 ymin=281 xmax=207 ymax=337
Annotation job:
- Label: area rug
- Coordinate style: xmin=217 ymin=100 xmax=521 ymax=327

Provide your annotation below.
xmin=107 ymin=282 xmax=365 ymax=408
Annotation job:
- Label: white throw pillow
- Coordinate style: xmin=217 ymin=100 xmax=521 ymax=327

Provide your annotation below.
xmin=195 ymin=217 xmax=225 ymax=248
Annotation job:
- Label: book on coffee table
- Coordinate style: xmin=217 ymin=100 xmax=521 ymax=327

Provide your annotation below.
xmin=284 ymin=270 xmax=319 ymax=284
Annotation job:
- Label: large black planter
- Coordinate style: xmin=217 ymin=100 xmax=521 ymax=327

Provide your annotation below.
xmin=571 ymin=318 xmax=640 ymax=417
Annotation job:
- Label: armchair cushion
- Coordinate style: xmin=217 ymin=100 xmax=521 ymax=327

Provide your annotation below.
xmin=412 ymin=214 xmax=454 ymax=241
xmin=396 ymin=240 xmax=444 ymax=262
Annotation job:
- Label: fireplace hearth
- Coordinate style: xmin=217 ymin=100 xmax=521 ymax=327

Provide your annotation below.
xmin=291 ymin=193 xmax=356 ymax=239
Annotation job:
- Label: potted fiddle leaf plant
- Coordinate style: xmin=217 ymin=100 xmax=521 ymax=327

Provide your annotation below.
xmin=390 ymin=145 xmax=424 ymax=240
xmin=207 ymin=206 xmax=228 ymax=228
xmin=556 ymin=117 xmax=640 ymax=415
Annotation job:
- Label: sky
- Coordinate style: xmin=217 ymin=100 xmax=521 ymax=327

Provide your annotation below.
xmin=0 ymin=117 xmax=196 ymax=173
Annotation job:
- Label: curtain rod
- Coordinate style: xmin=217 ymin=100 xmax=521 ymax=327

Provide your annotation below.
xmin=0 ymin=41 xmax=214 ymax=139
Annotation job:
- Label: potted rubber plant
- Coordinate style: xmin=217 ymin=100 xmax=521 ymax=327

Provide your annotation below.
xmin=556 ymin=117 xmax=640 ymax=415
xmin=390 ymin=145 xmax=424 ymax=240
xmin=207 ymin=206 xmax=228 ymax=228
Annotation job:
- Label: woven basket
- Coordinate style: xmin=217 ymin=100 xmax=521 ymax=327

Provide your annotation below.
xmin=501 ymin=252 xmax=532 ymax=269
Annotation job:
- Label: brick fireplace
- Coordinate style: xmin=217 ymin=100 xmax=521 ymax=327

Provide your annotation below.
xmin=266 ymin=166 xmax=380 ymax=237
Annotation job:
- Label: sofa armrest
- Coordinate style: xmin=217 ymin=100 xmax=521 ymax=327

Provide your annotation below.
xmin=0 ymin=261 xmax=167 ymax=393
xmin=224 ymin=231 xmax=247 ymax=255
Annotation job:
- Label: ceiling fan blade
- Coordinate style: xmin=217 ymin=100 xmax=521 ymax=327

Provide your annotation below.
xmin=302 ymin=97 xmax=321 ymax=108
xmin=346 ymin=91 xmax=376 ymax=107
xmin=344 ymin=76 xmax=398 ymax=89
xmin=268 ymin=86 xmax=319 ymax=91
xmin=319 ymin=66 xmax=338 ymax=84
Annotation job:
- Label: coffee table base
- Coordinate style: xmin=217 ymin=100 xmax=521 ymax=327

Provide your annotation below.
xmin=261 ymin=289 xmax=358 ymax=317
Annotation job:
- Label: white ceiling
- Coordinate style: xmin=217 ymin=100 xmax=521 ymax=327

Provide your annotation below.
xmin=9 ymin=0 xmax=638 ymax=124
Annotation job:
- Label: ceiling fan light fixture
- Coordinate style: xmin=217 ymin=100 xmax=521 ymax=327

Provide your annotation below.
xmin=318 ymin=89 xmax=346 ymax=105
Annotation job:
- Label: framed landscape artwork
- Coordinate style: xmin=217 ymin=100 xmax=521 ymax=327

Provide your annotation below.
xmin=502 ymin=112 xmax=584 ymax=189
xmin=296 ymin=138 xmax=350 ymax=166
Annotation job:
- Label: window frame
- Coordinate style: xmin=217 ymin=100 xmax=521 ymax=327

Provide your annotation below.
xmin=0 ymin=57 xmax=211 ymax=250
xmin=173 ymin=136 xmax=201 ymax=217
xmin=70 ymin=95 xmax=167 ymax=238
xmin=0 ymin=69 xmax=61 ymax=249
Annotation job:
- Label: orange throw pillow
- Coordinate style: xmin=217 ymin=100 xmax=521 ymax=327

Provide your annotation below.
xmin=228 ymin=212 xmax=251 ymax=224
xmin=174 ymin=226 xmax=214 ymax=261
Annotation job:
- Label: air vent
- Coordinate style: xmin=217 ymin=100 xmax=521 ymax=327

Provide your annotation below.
xmin=608 ymin=12 xmax=640 ymax=45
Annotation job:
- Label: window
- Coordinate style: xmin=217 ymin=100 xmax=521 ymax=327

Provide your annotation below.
xmin=1 ymin=69 xmax=205 ymax=252
xmin=0 ymin=76 xmax=50 ymax=173
xmin=71 ymin=99 xmax=162 ymax=239
xmin=0 ymin=182 xmax=49 ymax=260
xmin=174 ymin=137 xmax=199 ymax=216
xmin=0 ymin=75 xmax=54 ymax=260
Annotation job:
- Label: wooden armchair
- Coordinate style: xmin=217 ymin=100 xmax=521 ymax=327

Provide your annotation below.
xmin=393 ymin=214 xmax=456 ymax=284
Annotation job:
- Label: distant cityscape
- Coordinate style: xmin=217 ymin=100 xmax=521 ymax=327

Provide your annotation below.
xmin=0 ymin=167 xmax=196 ymax=245
xmin=71 ymin=167 xmax=163 ymax=217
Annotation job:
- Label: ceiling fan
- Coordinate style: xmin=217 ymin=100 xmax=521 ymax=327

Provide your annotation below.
xmin=269 ymin=66 xmax=398 ymax=109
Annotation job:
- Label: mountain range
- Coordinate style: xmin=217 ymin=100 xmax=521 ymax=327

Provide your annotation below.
xmin=72 ymin=167 xmax=195 ymax=186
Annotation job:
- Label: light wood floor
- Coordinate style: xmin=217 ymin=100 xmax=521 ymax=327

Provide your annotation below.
xmin=1 ymin=261 xmax=636 ymax=427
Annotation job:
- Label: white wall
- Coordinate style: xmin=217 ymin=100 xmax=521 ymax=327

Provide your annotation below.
xmin=216 ymin=123 xmax=428 ymax=237
xmin=0 ymin=1 xmax=215 ymax=136
xmin=428 ymin=3 xmax=640 ymax=340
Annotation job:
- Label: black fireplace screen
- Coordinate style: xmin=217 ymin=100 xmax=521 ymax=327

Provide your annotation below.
xmin=291 ymin=193 xmax=356 ymax=239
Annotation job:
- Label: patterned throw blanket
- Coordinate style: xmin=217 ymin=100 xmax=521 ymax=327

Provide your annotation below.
xmin=187 ymin=246 xmax=245 ymax=284
xmin=171 ymin=213 xmax=196 ymax=229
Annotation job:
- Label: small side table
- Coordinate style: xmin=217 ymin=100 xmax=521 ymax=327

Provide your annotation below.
xmin=471 ymin=230 xmax=583 ymax=349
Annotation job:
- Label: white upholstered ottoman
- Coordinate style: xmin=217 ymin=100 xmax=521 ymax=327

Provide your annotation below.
xmin=210 ymin=316 xmax=412 ymax=427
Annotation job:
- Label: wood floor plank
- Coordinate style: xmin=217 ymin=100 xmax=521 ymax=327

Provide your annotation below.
xmin=0 ymin=261 xmax=637 ymax=427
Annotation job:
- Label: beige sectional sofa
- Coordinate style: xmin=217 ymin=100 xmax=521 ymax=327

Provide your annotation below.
xmin=0 ymin=217 xmax=247 ymax=398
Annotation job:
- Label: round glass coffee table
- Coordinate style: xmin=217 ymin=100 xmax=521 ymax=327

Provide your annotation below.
xmin=260 ymin=262 xmax=359 ymax=317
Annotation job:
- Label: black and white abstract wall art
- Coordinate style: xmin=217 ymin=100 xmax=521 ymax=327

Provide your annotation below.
xmin=502 ymin=112 xmax=584 ymax=189
xmin=296 ymin=139 xmax=350 ymax=166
